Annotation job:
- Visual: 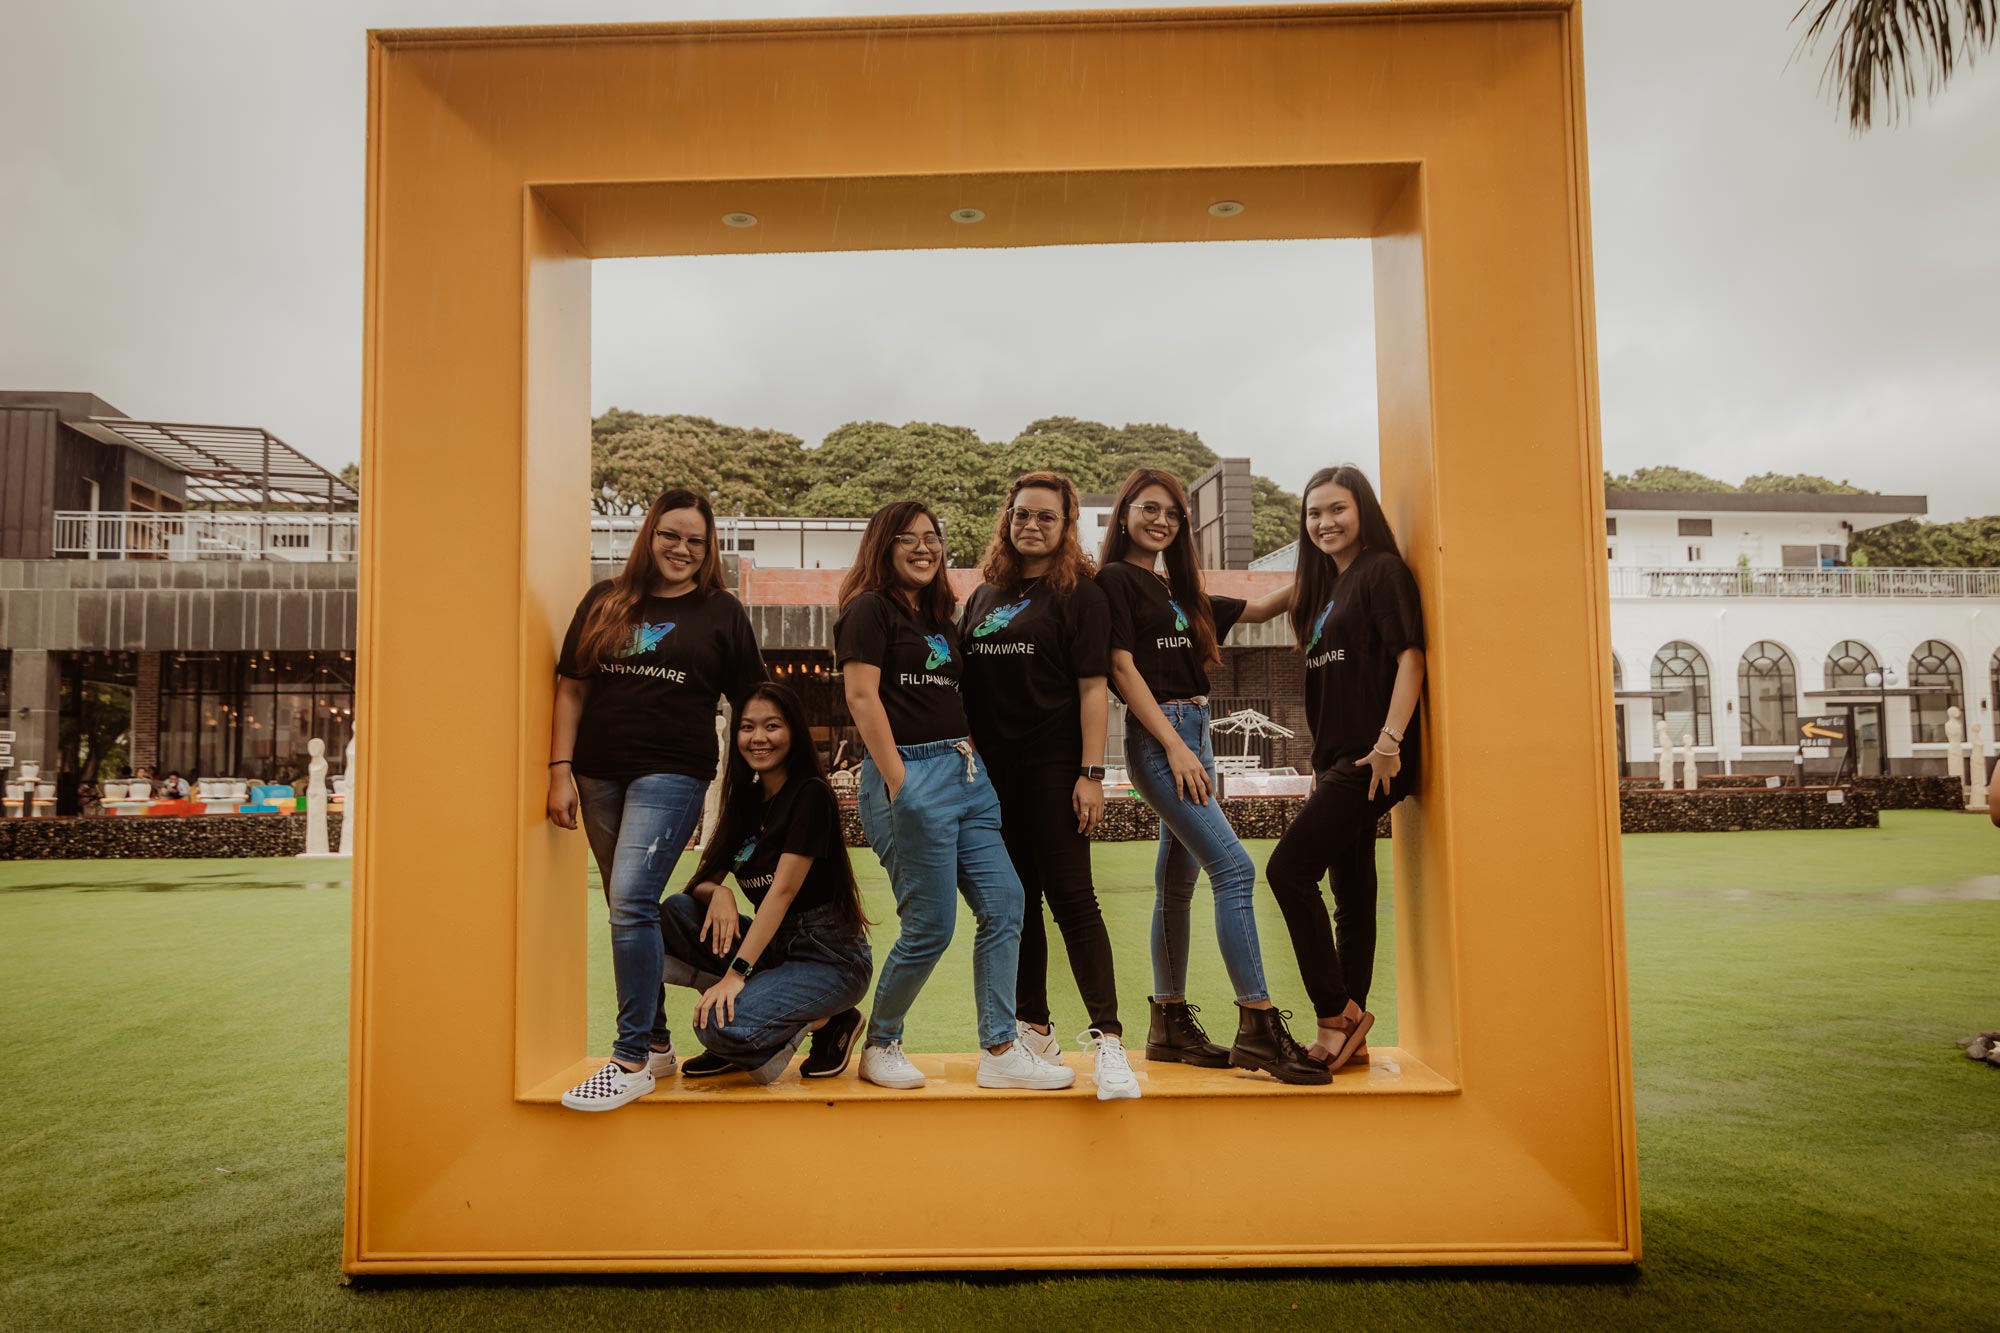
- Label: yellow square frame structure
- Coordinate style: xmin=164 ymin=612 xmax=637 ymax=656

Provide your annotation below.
xmin=350 ymin=2 xmax=1636 ymax=1272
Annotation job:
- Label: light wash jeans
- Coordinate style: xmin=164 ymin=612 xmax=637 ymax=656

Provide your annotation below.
xmin=857 ymin=739 xmax=1024 ymax=1051
xmin=658 ymin=896 xmax=873 ymax=1083
xmin=576 ymin=772 xmax=709 ymax=1065
xmin=1124 ymin=702 xmax=1270 ymax=1005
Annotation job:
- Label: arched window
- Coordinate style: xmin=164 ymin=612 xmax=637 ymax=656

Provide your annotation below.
xmin=1908 ymin=640 xmax=1962 ymax=744
xmin=1652 ymin=641 xmax=1712 ymax=746
xmin=1824 ymin=640 xmax=1879 ymax=691
xmin=1738 ymin=641 xmax=1798 ymax=746
xmin=1611 ymin=653 xmax=1623 ymax=690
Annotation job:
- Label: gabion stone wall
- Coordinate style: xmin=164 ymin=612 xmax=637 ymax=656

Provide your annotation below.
xmin=0 ymin=813 xmax=343 ymax=860
xmin=1619 ymin=789 xmax=1878 ymax=833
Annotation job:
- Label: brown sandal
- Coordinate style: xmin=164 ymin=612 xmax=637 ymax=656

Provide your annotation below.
xmin=1306 ymin=1011 xmax=1375 ymax=1074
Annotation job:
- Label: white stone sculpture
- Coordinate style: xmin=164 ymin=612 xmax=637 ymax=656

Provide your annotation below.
xmin=1680 ymin=732 xmax=1697 ymax=791
xmin=1945 ymin=706 xmax=1966 ymax=792
xmin=1655 ymin=720 xmax=1674 ymax=786
xmin=297 ymin=738 xmax=347 ymax=859
xmin=338 ymin=737 xmax=356 ymax=856
xmin=1962 ymin=712 xmax=1988 ymax=814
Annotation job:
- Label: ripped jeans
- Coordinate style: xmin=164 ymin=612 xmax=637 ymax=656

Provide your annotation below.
xmin=576 ymin=772 xmax=709 ymax=1065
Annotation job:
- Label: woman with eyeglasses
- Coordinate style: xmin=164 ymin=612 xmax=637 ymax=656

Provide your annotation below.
xmin=1263 ymin=466 xmax=1425 ymax=1075
xmin=835 ymin=500 xmax=1073 ymax=1092
xmin=548 ymin=488 xmax=768 ymax=1112
xmin=1096 ymin=468 xmax=1326 ymax=1086
xmin=961 ymin=471 xmax=1138 ymax=1100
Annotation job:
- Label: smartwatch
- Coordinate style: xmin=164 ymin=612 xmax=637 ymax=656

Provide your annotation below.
xmin=728 ymin=955 xmax=755 ymax=979
xmin=1079 ymin=765 xmax=1107 ymax=781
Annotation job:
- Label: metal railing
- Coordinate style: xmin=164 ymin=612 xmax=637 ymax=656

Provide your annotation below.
xmin=53 ymin=511 xmax=361 ymax=562
xmin=1608 ymin=566 xmax=2000 ymax=599
xmin=50 ymin=511 xmax=867 ymax=564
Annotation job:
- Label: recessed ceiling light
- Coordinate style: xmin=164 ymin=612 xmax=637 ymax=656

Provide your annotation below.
xmin=1207 ymin=200 xmax=1246 ymax=218
xmin=722 ymin=212 xmax=758 ymax=228
xmin=949 ymin=208 xmax=986 ymax=224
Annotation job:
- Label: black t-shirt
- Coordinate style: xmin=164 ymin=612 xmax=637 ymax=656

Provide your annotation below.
xmin=1301 ymin=550 xmax=1426 ymax=779
xmin=961 ymin=577 xmax=1111 ymax=769
xmin=557 ymin=581 xmax=768 ymax=782
xmin=722 ymin=777 xmax=847 ymax=914
xmin=1095 ymin=561 xmax=1245 ymax=705
xmin=832 ymin=590 xmax=969 ymax=748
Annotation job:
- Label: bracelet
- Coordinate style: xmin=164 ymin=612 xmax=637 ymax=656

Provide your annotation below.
xmin=1379 ymin=724 xmax=1405 ymax=743
xmin=548 ymin=760 xmax=572 ymax=767
xmin=1370 ymin=743 xmax=1401 ymax=759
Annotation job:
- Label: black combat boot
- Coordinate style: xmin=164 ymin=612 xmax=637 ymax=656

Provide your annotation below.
xmin=1145 ymin=997 xmax=1231 ymax=1068
xmin=1229 ymin=1006 xmax=1332 ymax=1086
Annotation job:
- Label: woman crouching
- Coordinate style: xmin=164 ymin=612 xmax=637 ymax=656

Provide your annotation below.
xmin=659 ymin=682 xmax=874 ymax=1083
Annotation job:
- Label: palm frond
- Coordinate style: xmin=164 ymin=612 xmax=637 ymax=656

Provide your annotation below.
xmin=1792 ymin=0 xmax=1996 ymax=129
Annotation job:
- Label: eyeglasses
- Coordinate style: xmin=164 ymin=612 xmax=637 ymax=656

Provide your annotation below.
xmin=892 ymin=533 xmax=945 ymax=552
xmin=1008 ymin=507 xmax=1063 ymax=529
xmin=1126 ymin=501 xmax=1186 ymax=527
xmin=653 ymin=530 xmax=709 ymax=553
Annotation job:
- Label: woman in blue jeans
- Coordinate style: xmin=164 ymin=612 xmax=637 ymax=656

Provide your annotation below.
xmin=547 ymin=488 xmax=767 ymax=1112
xmin=1095 ymin=468 xmax=1325 ymax=1086
xmin=657 ymin=682 xmax=873 ymax=1084
xmin=835 ymin=500 xmax=1072 ymax=1092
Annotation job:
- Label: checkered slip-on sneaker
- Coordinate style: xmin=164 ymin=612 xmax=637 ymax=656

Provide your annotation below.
xmin=560 ymin=1060 xmax=656 ymax=1112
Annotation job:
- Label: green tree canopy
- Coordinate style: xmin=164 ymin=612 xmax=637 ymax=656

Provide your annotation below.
xmin=1604 ymin=466 xmax=1738 ymax=493
xmin=1738 ymin=473 xmax=1876 ymax=495
xmin=1850 ymin=516 xmax=2000 ymax=568
xmin=592 ymin=409 xmax=1306 ymax=564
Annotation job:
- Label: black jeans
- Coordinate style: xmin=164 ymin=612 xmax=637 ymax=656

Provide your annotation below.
xmin=1264 ymin=764 xmax=1410 ymax=1021
xmin=988 ymin=759 xmax=1122 ymax=1037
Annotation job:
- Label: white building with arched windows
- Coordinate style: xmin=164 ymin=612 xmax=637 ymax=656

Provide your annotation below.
xmin=1601 ymin=491 xmax=1998 ymax=778
xmin=1256 ymin=488 xmax=2000 ymax=780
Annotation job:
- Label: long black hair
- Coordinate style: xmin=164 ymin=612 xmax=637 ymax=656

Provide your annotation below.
xmin=687 ymin=681 xmax=868 ymax=933
xmin=1288 ymin=465 xmax=1404 ymax=648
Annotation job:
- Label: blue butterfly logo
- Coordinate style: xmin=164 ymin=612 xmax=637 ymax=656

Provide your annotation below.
xmin=1306 ymin=599 xmax=1335 ymax=652
xmin=732 ymin=835 xmax=759 ymax=868
xmin=923 ymin=633 xmax=952 ymax=670
xmin=623 ymin=620 xmax=675 ymax=656
xmin=972 ymin=598 xmax=1031 ymax=639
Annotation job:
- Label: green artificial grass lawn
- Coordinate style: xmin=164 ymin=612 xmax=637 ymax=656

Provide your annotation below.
xmin=1 ymin=813 xmax=1996 ymax=1330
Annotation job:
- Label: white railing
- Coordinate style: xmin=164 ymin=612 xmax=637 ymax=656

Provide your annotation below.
xmin=51 ymin=511 xmax=860 ymax=563
xmin=52 ymin=511 xmax=361 ymax=562
xmin=1608 ymin=566 xmax=2000 ymax=599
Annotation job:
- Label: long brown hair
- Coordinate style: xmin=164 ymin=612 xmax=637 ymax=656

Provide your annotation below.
xmin=1099 ymin=468 xmax=1220 ymax=669
xmin=573 ymin=488 xmax=727 ymax=671
xmin=1288 ymin=465 xmax=1404 ymax=648
xmin=687 ymin=682 xmax=869 ymax=933
xmin=836 ymin=500 xmax=957 ymax=624
xmin=979 ymin=470 xmax=1096 ymax=596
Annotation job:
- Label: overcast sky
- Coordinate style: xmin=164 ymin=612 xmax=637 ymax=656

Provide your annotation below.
xmin=4 ymin=1 xmax=1995 ymax=517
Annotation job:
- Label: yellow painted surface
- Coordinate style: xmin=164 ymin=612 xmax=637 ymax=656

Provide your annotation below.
xmin=352 ymin=2 xmax=1636 ymax=1271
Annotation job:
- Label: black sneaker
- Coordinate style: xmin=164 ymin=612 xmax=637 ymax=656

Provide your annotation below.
xmin=801 ymin=1008 xmax=864 ymax=1079
xmin=681 ymin=1050 xmax=735 ymax=1078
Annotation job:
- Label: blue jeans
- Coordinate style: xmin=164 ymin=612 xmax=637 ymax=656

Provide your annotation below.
xmin=658 ymin=895 xmax=874 ymax=1083
xmin=858 ymin=739 xmax=1024 ymax=1050
xmin=576 ymin=772 xmax=709 ymax=1065
xmin=1125 ymin=702 xmax=1270 ymax=1005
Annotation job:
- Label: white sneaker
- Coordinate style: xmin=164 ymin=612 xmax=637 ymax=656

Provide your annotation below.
xmin=1016 ymin=1021 xmax=1064 ymax=1065
xmin=560 ymin=1059 xmax=655 ymax=1112
xmin=859 ymin=1040 xmax=926 ymax=1089
xmin=1080 ymin=1028 xmax=1142 ymax=1101
xmin=646 ymin=1043 xmax=678 ymax=1078
xmin=978 ymin=1040 xmax=1077 ymax=1090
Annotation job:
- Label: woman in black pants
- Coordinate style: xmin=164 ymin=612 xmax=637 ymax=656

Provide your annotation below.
xmin=962 ymin=470 xmax=1138 ymax=1101
xmin=1264 ymin=465 xmax=1426 ymax=1075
